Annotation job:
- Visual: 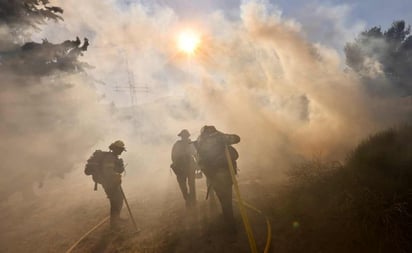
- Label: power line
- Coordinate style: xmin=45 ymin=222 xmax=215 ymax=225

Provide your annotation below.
xmin=113 ymin=50 xmax=151 ymax=107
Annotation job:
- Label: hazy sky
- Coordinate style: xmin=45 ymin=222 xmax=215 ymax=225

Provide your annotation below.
xmin=114 ymin=0 xmax=412 ymax=53
xmin=118 ymin=0 xmax=412 ymax=22
xmin=119 ymin=0 xmax=412 ymax=32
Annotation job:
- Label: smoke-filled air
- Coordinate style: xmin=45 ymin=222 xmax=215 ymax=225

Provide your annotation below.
xmin=1 ymin=0 xmax=412 ymax=252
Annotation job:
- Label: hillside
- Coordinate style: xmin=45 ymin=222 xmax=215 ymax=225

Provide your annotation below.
xmin=267 ymin=125 xmax=412 ymax=252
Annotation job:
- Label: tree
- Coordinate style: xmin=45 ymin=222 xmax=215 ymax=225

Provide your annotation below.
xmin=0 ymin=0 xmax=89 ymax=75
xmin=0 ymin=0 xmax=63 ymax=48
xmin=345 ymin=20 xmax=412 ymax=96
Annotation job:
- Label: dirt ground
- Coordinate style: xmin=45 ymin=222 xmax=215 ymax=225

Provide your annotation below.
xmin=0 ymin=169 xmax=277 ymax=253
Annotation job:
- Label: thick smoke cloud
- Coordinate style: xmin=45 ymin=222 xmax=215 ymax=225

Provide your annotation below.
xmin=0 ymin=72 xmax=110 ymax=199
xmin=63 ymin=2 xmax=409 ymax=167
xmin=1 ymin=1 xmax=412 ymax=251
xmin=2 ymin=0 xmax=411 ymax=198
xmin=1 ymin=0 xmax=412 ymax=241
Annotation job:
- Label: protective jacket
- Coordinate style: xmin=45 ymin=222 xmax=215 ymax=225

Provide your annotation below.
xmin=100 ymin=152 xmax=124 ymax=194
xmin=171 ymin=139 xmax=197 ymax=175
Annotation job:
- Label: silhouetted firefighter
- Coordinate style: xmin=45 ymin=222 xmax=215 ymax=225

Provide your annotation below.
xmin=195 ymin=125 xmax=240 ymax=231
xmin=84 ymin=140 xmax=126 ymax=230
xmin=171 ymin=129 xmax=198 ymax=207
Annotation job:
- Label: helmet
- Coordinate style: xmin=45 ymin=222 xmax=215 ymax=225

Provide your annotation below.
xmin=109 ymin=140 xmax=126 ymax=151
xmin=200 ymin=125 xmax=217 ymax=135
xmin=178 ymin=129 xmax=190 ymax=137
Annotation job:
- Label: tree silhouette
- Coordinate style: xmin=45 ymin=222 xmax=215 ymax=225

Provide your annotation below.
xmin=0 ymin=0 xmax=89 ymax=75
xmin=345 ymin=20 xmax=412 ymax=96
xmin=0 ymin=0 xmax=63 ymax=47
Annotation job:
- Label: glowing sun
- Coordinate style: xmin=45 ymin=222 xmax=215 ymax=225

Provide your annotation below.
xmin=177 ymin=30 xmax=200 ymax=54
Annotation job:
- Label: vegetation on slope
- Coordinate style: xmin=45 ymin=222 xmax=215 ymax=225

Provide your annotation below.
xmin=270 ymin=126 xmax=412 ymax=253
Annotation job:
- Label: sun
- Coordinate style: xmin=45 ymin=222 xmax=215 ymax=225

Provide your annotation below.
xmin=177 ymin=30 xmax=200 ymax=55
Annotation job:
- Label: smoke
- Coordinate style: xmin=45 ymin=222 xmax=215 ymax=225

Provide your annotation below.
xmin=2 ymin=0 xmax=412 ymax=196
xmin=1 ymin=0 xmax=412 ymax=250
xmin=0 ymin=72 xmax=109 ymax=197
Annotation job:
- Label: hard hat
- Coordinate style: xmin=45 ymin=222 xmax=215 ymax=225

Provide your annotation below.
xmin=178 ymin=129 xmax=190 ymax=137
xmin=109 ymin=140 xmax=126 ymax=151
xmin=200 ymin=125 xmax=217 ymax=135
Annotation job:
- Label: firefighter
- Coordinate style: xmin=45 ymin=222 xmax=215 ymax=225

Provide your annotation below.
xmin=85 ymin=140 xmax=126 ymax=229
xmin=195 ymin=126 xmax=240 ymax=230
xmin=171 ymin=129 xmax=198 ymax=207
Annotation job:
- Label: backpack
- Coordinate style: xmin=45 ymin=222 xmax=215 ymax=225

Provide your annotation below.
xmin=228 ymin=145 xmax=239 ymax=171
xmin=197 ymin=133 xmax=239 ymax=175
xmin=84 ymin=150 xmax=109 ymax=190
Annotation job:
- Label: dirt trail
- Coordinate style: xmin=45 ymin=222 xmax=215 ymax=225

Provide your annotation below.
xmin=0 ymin=169 xmax=275 ymax=253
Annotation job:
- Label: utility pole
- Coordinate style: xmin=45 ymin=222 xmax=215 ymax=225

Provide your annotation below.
xmin=113 ymin=51 xmax=150 ymax=107
xmin=113 ymin=51 xmax=150 ymax=130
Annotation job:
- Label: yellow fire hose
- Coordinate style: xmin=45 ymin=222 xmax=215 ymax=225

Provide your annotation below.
xmin=65 ymin=216 xmax=110 ymax=253
xmin=225 ymin=146 xmax=259 ymax=253
xmin=66 ymin=187 xmax=138 ymax=253
xmin=241 ymin=200 xmax=272 ymax=253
